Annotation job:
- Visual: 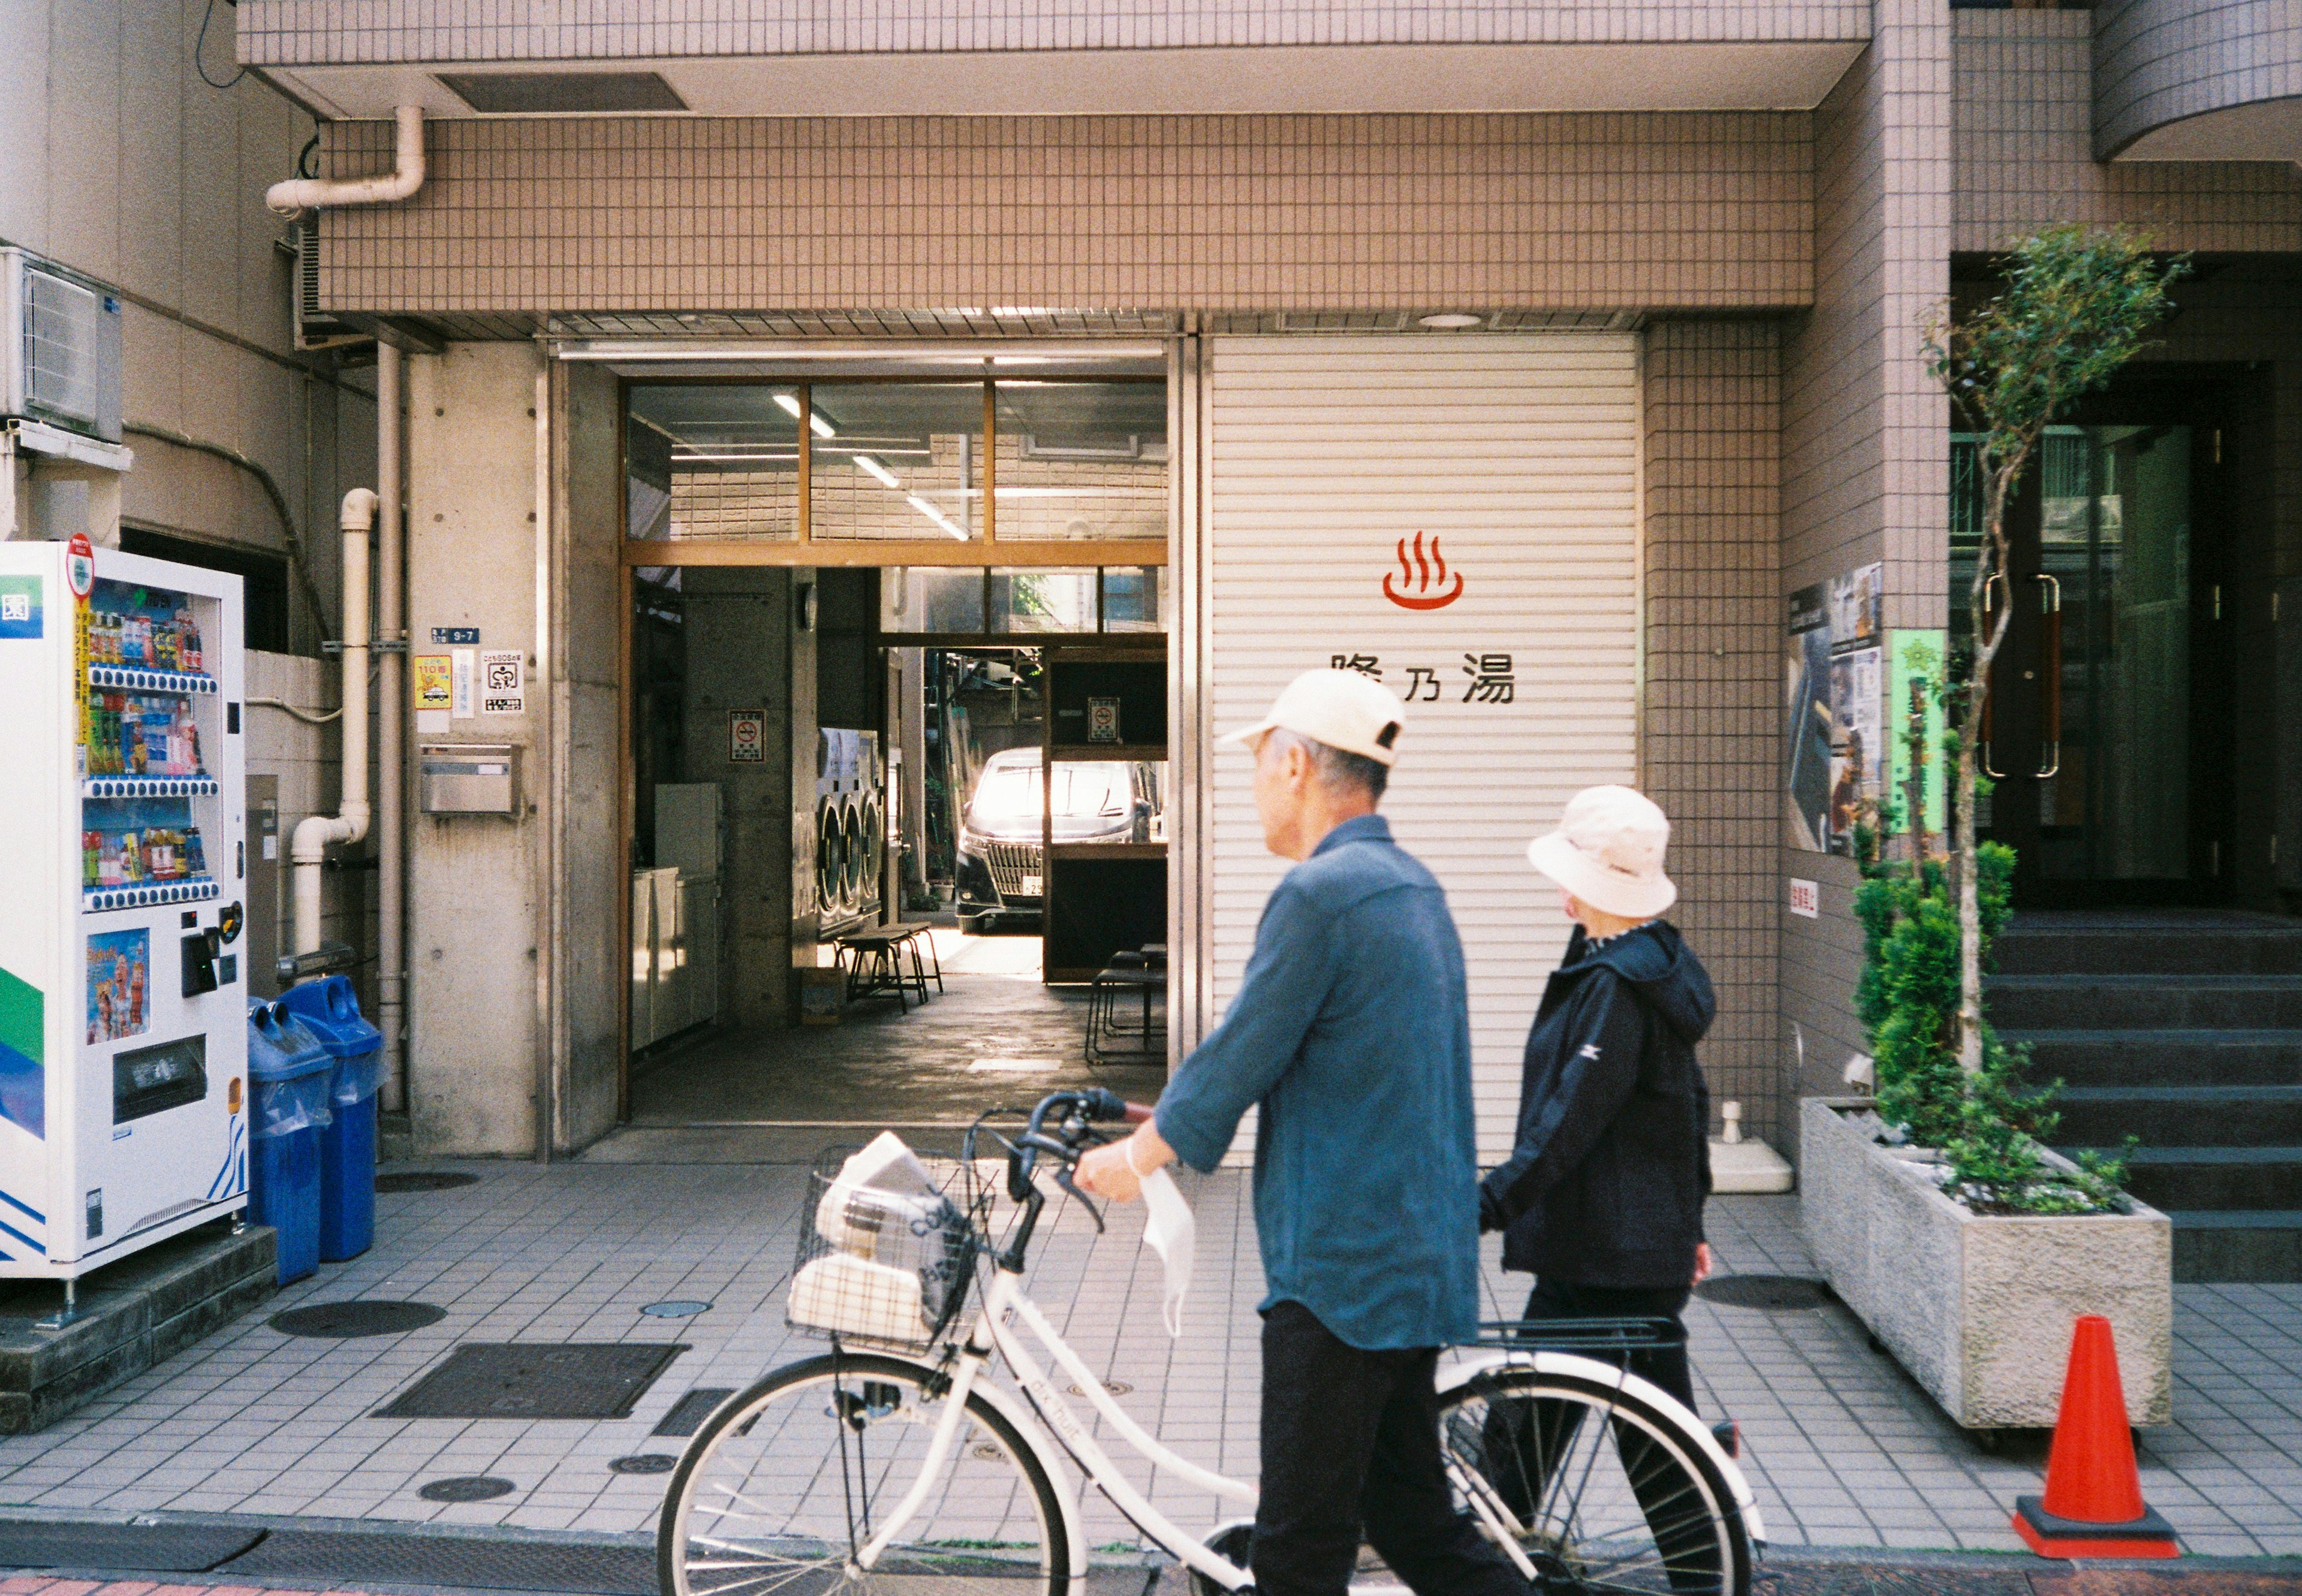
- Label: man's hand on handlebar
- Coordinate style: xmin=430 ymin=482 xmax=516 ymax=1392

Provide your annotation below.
xmin=1077 ymin=1119 xmax=1176 ymax=1205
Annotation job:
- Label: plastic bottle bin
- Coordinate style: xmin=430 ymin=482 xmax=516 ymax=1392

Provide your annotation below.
xmin=278 ymin=976 xmax=384 ymax=1262
xmin=246 ymin=999 xmax=332 ymax=1284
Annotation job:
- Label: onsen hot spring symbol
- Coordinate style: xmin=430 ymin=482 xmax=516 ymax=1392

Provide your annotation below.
xmin=1382 ymin=532 xmax=1463 ymax=611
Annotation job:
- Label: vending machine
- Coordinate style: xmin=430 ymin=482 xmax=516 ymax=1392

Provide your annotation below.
xmin=0 ymin=539 xmax=248 ymax=1298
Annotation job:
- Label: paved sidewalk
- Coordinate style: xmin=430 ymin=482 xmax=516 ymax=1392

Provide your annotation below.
xmin=0 ymin=1163 xmax=2291 ymax=1559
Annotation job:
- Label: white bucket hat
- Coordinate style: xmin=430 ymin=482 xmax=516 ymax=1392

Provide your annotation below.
xmin=1526 ymin=785 xmax=1677 ymax=919
xmin=1219 ymin=668 xmax=1407 ymax=767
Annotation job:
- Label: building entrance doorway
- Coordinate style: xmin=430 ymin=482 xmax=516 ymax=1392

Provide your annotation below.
xmin=612 ymin=360 xmax=1172 ymax=1144
xmin=1956 ymin=381 xmax=2242 ymax=907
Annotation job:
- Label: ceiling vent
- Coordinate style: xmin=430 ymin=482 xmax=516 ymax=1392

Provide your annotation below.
xmin=438 ymin=71 xmax=686 ymax=115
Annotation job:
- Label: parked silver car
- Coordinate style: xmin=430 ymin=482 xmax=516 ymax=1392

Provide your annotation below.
xmin=954 ymin=747 xmax=1159 ymax=932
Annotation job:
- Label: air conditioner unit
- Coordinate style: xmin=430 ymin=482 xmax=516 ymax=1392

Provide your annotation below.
xmin=291 ymin=219 xmax=370 ymax=352
xmin=1 ymin=249 xmax=123 ymax=443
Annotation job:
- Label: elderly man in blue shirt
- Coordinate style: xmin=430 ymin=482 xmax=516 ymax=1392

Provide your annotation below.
xmin=1079 ymin=668 xmax=1525 ymax=1596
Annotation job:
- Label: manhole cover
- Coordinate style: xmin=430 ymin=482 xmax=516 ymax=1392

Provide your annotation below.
xmin=378 ymin=1342 xmax=689 ymax=1420
xmin=270 ymin=1301 xmax=447 ymax=1338
xmin=609 ymin=1454 xmax=679 ymax=1475
xmin=417 ymin=1476 xmax=514 ymax=1503
xmin=1695 ymin=1274 xmax=1830 ymax=1311
xmin=640 ymin=1300 xmax=711 ymax=1319
xmin=376 ymin=1170 xmax=479 ymax=1193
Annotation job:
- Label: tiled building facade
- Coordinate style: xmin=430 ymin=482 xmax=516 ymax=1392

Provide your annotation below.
xmin=218 ymin=2 xmax=2301 ymax=1169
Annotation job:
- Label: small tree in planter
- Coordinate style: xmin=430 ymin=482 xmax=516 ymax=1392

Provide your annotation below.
xmin=1922 ymin=225 xmax=2186 ymax=1076
xmin=1843 ymin=225 xmax=2185 ymax=1215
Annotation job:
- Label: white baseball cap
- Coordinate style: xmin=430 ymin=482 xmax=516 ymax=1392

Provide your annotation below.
xmin=1219 ymin=668 xmax=1408 ymax=767
xmin=1526 ymin=785 xmax=1678 ymax=919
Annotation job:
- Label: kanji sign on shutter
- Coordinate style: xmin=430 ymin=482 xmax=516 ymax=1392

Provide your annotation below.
xmin=1202 ymin=334 xmax=1641 ymax=1160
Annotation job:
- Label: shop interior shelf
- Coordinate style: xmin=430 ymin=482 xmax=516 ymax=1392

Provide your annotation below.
xmin=83 ymin=879 xmax=220 ymax=913
xmin=87 ymin=665 xmax=218 ymax=695
xmin=83 ymin=775 xmax=218 ymax=798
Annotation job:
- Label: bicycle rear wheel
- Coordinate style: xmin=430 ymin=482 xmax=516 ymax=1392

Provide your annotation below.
xmin=1436 ymin=1362 xmax=1750 ymax=1596
xmin=658 ymin=1351 xmax=1068 ymax=1596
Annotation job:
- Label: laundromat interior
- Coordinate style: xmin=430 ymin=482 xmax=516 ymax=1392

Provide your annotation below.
xmin=619 ymin=369 xmax=1173 ymax=1136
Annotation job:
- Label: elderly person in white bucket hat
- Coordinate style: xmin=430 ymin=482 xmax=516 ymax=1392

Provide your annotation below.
xmin=1080 ymin=668 xmax=1525 ymax=1596
xmin=1477 ymin=785 xmax=1723 ymax=1589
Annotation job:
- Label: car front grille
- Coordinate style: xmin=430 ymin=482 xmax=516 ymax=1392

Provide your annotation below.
xmin=980 ymin=839 xmax=1041 ymax=899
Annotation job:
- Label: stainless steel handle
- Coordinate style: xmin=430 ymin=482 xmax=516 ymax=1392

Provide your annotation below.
xmin=1981 ymin=572 xmax=2008 ymax=780
xmin=2034 ymin=574 xmax=2061 ymax=780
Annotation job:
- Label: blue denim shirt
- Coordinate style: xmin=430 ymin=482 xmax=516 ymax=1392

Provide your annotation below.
xmin=1154 ymin=814 xmax=1482 ymax=1351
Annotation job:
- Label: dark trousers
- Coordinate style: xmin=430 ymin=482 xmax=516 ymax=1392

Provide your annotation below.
xmin=1482 ymin=1278 xmax=1722 ymax=1594
xmin=1252 ymin=1299 xmax=1527 ymax=1596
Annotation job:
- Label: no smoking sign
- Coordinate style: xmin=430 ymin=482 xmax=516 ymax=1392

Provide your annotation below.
xmin=728 ymin=708 xmax=766 ymax=763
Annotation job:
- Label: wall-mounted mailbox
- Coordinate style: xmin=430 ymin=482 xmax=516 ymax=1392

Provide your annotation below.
xmin=420 ymin=743 xmax=520 ymax=816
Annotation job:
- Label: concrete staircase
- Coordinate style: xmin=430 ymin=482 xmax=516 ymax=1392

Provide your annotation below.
xmin=1991 ymin=910 xmax=2302 ymax=1283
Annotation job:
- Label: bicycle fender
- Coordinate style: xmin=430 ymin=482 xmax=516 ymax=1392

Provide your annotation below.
xmin=962 ymin=1372 xmax=1092 ymax=1596
xmin=1438 ymin=1347 xmax=1768 ymax=1548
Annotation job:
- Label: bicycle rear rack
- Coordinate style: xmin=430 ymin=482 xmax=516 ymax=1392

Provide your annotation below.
xmin=1472 ymin=1316 xmax=1683 ymax=1352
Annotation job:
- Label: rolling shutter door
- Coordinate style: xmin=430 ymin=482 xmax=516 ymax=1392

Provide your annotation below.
xmin=1201 ymin=334 xmax=1641 ymax=1161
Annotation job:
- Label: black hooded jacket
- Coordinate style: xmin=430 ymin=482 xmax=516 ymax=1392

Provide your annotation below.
xmin=1480 ymin=920 xmax=1715 ymax=1287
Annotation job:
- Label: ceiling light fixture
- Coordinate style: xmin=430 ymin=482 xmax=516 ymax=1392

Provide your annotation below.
xmin=906 ymin=493 xmax=970 ymax=541
xmin=1418 ymin=312 xmax=1483 ymax=330
xmin=853 ymin=454 xmax=900 ymax=488
xmin=772 ymin=392 xmax=836 ymax=438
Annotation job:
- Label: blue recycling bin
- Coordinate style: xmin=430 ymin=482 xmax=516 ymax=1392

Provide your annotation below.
xmin=278 ymin=976 xmax=384 ymax=1262
xmin=246 ymin=998 xmax=331 ymax=1284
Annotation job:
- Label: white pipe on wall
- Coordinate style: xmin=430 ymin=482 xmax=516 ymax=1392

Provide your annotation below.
xmin=266 ymin=107 xmax=426 ymax=218
xmin=292 ymin=488 xmax=376 ymax=955
xmin=376 ymin=347 xmax=408 ymax=1111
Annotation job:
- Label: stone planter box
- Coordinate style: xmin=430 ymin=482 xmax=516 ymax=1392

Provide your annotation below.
xmin=1800 ymin=1096 xmax=2171 ymax=1429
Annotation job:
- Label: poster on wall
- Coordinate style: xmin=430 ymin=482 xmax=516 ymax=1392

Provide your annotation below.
xmin=1785 ymin=562 xmax=1883 ymax=855
xmin=1886 ymin=629 xmax=1949 ymax=843
xmin=87 ymin=930 xmax=150 ymax=1045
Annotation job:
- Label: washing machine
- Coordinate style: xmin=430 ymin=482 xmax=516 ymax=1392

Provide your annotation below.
xmin=815 ymin=729 xmax=884 ymax=936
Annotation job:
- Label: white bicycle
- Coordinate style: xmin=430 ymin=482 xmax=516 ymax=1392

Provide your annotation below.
xmin=658 ymin=1088 xmax=1764 ymax=1596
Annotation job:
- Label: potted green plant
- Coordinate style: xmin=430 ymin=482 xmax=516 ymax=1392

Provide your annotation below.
xmin=1801 ymin=227 xmax=2186 ymax=1430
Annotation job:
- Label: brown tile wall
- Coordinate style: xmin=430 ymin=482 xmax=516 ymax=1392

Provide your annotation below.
xmin=315 ymin=112 xmax=1815 ymax=314
xmin=240 ymin=1 xmax=1870 ymax=65
xmin=1643 ymin=318 xmax=1785 ymax=1145
xmin=1954 ymin=11 xmax=2302 ymax=254
xmin=1777 ymin=0 xmax=1953 ymax=1132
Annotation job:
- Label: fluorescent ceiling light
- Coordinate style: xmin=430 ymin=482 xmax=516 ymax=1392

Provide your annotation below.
xmin=1418 ymin=312 xmax=1484 ymax=329
xmin=853 ymin=454 xmax=901 ymax=488
xmin=907 ymin=493 xmax=970 ymax=541
xmin=772 ymin=391 xmax=836 ymax=438
xmin=671 ymin=451 xmax=800 ymax=463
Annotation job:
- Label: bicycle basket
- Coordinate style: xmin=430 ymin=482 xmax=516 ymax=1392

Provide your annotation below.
xmin=787 ymin=1133 xmax=984 ymax=1353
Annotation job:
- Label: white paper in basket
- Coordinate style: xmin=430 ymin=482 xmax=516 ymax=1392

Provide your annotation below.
xmin=1139 ymin=1167 xmax=1196 ymax=1338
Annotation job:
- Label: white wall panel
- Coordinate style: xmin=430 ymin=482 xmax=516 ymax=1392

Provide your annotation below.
xmin=1202 ymin=334 xmax=1641 ymax=1161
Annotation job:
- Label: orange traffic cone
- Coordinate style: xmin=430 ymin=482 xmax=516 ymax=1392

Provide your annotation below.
xmin=2012 ymin=1314 xmax=2178 ymax=1559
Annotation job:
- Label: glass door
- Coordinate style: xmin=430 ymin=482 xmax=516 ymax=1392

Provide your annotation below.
xmin=1954 ymin=394 xmax=2232 ymax=905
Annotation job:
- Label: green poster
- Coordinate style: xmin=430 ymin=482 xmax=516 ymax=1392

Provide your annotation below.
xmin=1885 ymin=629 xmax=1947 ymax=840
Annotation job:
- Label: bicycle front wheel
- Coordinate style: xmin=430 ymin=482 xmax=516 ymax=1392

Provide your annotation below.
xmin=658 ymin=1351 xmax=1069 ymax=1596
xmin=1437 ymin=1362 xmax=1750 ymax=1596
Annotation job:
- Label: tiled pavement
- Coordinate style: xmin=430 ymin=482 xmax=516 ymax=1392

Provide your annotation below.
xmin=0 ymin=1162 xmax=2296 ymax=1561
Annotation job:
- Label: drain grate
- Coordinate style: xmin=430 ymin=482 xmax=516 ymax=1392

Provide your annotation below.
xmin=225 ymin=1526 xmax=655 ymax=1595
xmin=1695 ymin=1274 xmax=1830 ymax=1311
xmin=0 ymin=1521 xmax=264 ymax=1573
xmin=379 ymin=1341 xmax=689 ymax=1420
xmin=609 ymin=1453 xmax=679 ymax=1475
xmin=652 ymin=1386 xmax=736 ymax=1436
xmin=417 ymin=1476 xmax=515 ymax=1503
xmin=271 ymin=1300 xmax=447 ymax=1338
xmin=376 ymin=1170 xmax=480 ymax=1193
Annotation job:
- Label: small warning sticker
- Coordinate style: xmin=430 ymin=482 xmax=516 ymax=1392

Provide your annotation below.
xmin=480 ymin=649 xmax=525 ymax=716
